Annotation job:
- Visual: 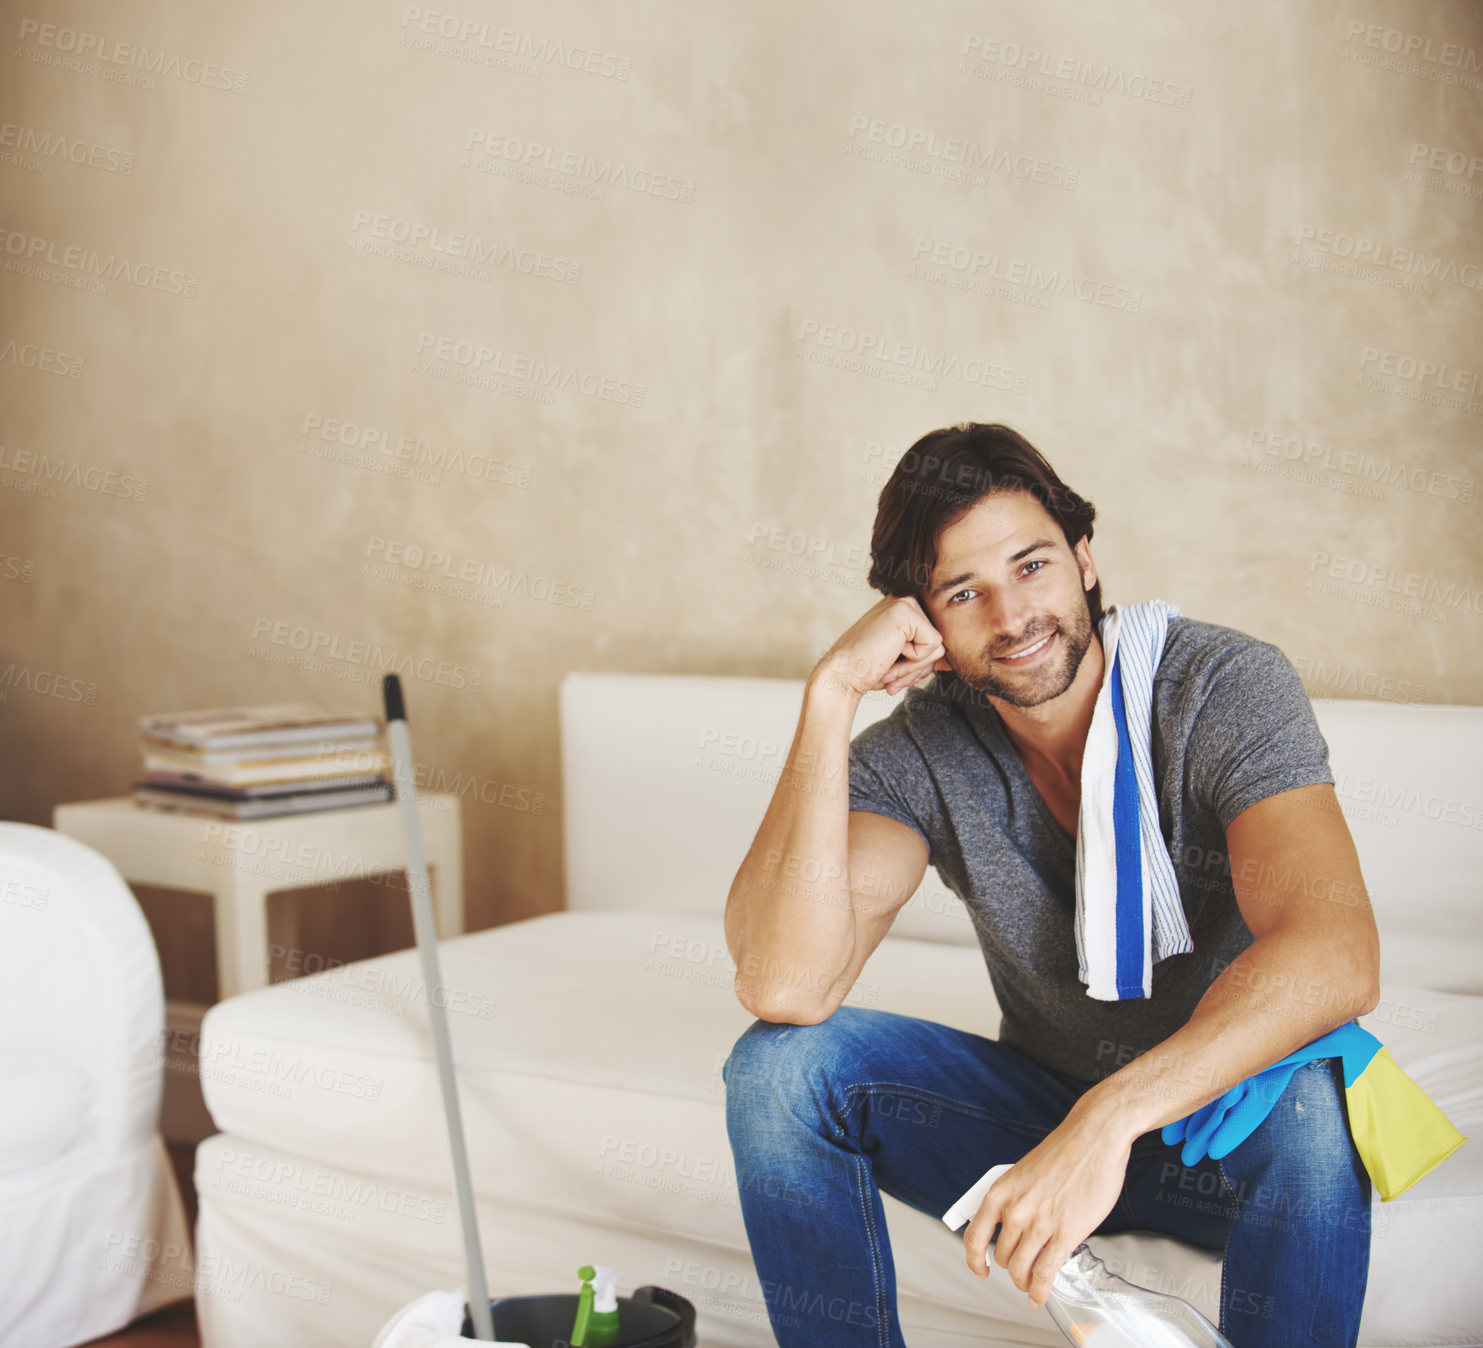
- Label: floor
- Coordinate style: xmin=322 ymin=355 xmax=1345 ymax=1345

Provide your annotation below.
xmin=82 ymin=1141 xmax=202 ymax=1347
xmin=83 ymin=1302 xmax=199 ymax=1347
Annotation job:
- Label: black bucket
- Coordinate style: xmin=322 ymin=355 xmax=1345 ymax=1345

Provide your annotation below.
xmin=458 ymin=1285 xmax=697 ymax=1348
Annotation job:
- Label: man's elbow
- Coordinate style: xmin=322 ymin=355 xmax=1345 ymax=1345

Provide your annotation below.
xmin=1353 ymin=965 xmax=1382 ymax=1019
xmin=1362 ymin=918 xmax=1383 ymax=1000
xmin=733 ymin=981 xmax=832 ymax=1026
xmin=1346 ymin=935 xmax=1383 ymax=1019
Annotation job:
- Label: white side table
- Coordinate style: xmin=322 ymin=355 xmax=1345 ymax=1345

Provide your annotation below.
xmin=53 ymin=794 xmax=464 ymax=998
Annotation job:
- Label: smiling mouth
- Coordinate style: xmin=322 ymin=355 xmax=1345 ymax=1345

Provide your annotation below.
xmin=995 ymin=630 xmax=1056 ymax=664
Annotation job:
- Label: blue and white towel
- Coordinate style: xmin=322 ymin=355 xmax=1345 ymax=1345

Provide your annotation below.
xmin=1073 ymin=598 xmax=1191 ymax=1000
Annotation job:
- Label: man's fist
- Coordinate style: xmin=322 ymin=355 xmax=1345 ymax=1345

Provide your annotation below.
xmin=811 ymin=595 xmax=952 ymax=699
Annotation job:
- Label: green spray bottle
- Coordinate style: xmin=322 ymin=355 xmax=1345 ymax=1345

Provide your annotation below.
xmin=569 ymin=1265 xmax=620 ymax=1347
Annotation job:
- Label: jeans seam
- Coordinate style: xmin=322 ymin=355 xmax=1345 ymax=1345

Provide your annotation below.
xmin=851 ymin=1152 xmax=890 ymax=1348
xmin=828 ymin=1082 xmax=896 ymax=1347
xmin=1216 ymin=1158 xmax=1238 ymax=1337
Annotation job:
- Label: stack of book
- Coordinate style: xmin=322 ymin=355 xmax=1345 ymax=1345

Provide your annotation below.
xmin=133 ymin=704 xmax=394 ymax=819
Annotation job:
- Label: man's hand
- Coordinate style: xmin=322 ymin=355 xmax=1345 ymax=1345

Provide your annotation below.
xmin=812 ymin=594 xmax=952 ymax=699
xmin=963 ymin=1103 xmax=1132 ymax=1309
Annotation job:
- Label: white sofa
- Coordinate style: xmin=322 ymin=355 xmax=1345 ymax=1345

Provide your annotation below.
xmin=0 ymin=821 xmax=194 ymax=1348
xmin=193 ymin=674 xmax=1482 ymax=1347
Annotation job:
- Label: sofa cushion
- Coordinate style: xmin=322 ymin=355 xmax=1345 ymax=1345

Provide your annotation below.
xmin=560 ymin=674 xmax=981 ymax=948
xmin=200 ymin=912 xmax=998 ymax=1185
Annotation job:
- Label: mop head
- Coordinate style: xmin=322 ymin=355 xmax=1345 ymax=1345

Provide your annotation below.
xmin=371 ymin=1289 xmax=531 ymax=1348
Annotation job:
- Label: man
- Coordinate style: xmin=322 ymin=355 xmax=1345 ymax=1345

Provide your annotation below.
xmin=721 ymin=423 xmax=1379 ymax=1347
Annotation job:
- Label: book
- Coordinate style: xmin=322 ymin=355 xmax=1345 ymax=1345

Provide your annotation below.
xmin=138 ymin=771 xmax=390 ymax=800
xmin=137 ymin=704 xmax=381 ymax=752
xmin=138 ymin=734 xmax=382 ymax=764
xmin=141 ymin=747 xmax=389 ymax=787
xmin=133 ymin=782 xmax=395 ymax=820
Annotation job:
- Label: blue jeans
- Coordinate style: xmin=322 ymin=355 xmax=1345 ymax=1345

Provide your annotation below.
xmin=722 ymin=1007 xmax=1371 ymax=1347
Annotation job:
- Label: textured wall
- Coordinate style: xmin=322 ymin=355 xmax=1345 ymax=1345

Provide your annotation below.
xmin=2 ymin=1 xmax=1481 ymax=937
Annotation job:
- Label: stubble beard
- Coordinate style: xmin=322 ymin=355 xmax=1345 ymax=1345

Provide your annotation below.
xmin=951 ymin=593 xmax=1096 ymax=709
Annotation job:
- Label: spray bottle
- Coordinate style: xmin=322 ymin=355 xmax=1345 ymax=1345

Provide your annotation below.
xmin=943 ymin=1165 xmax=1234 ymax=1347
xmin=569 ymin=1265 xmax=620 ymax=1348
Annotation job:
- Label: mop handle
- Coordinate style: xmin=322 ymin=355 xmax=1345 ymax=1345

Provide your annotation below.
xmin=382 ymin=676 xmax=496 ymax=1343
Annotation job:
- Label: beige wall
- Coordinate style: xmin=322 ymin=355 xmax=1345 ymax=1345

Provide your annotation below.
xmin=3 ymin=1 xmax=1481 ymax=941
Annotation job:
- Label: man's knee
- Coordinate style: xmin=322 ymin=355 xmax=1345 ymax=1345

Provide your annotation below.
xmin=1220 ymin=1059 xmax=1368 ymax=1223
xmin=722 ymin=1006 xmax=870 ymax=1101
xmin=1237 ymin=1058 xmax=1354 ymax=1164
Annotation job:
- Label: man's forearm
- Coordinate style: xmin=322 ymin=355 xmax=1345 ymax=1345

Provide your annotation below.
xmin=723 ymin=673 xmax=862 ymax=1019
xmin=1073 ymin=923 xmax=1380 ymax=1145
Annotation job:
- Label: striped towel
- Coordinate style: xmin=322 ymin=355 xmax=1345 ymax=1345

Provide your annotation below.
xmin=1073 ymin=598 xmax=1190 ymax=1000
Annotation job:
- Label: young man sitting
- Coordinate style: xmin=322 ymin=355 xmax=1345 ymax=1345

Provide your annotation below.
xmin=722 ymin=422 xmax=1378 ymax=1347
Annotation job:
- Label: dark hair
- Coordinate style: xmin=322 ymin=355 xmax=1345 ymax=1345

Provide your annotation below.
xmin=867 ymin=423 xmax=1102 ymax=626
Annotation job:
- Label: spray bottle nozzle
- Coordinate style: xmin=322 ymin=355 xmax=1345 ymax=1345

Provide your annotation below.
xmin=582 ymin=1265 xmax=619 ymax=1347
xmin=569 ymin=1266 xmax=597 ymax=1346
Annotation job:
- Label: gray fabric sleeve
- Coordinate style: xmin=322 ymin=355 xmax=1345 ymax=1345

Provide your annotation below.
xmin=1186 ymin=639 xmax=1335 ymax=831
xmin=846 ymin=716 xmax=937 ymax=849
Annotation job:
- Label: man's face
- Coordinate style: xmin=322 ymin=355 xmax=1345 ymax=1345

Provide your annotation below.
xmin=920 ymin=490 xmax=1098 ymax=709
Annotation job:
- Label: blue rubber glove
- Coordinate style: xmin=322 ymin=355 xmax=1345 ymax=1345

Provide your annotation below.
xmin=1214 ymin=1059 xmax=1311 ymax=1157
xmin=1163 ymin=1078 xmax=1248 ymax=1165
xmin=1162 ymin=1060 xmax=1304 ymax=1163
xmin=1161 ymin=1023 xmax=1374 ymax=1164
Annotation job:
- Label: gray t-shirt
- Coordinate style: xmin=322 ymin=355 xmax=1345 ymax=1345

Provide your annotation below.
xmin=847 ymin=616 xmax=1334 ymax=1083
